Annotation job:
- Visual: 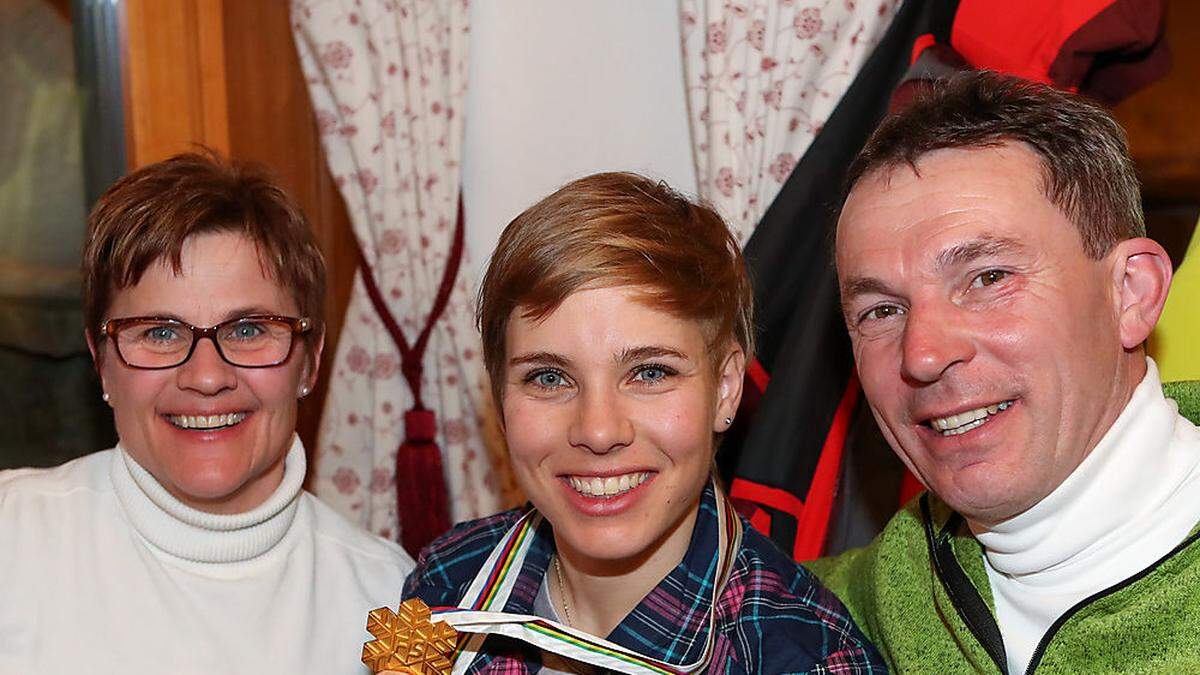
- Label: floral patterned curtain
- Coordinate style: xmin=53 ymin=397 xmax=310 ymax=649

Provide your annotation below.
xmin=680 ymin=0 xmax=901 ymax=243
xmin=291 ymin=0 xmax=512 ymax=543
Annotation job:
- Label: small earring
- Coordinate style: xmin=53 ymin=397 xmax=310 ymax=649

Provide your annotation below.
xmin=102 ymin=392 xmax=110 ymax=403
xmin=299 ymin=385 xmax=311 ymax=398
xmin=724 ymin=417 xmax=733 ymax=426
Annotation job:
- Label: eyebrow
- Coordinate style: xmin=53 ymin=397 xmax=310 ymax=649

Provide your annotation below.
xmin=127 ymin=306 xmax=290 ymax=325
xmin=507 ymin=345 xmax=690 ymax=370
xmin=934 ymin=235 xmax=1028 ymax=271
xmin=839 ymin=277 xmax=897 ymax=307
xmin=617 ymin=345 xmax=689 ymax=364
xmin=509 ymin=351 xmax=572 ymax=369
xmin=840 ymin=235 xmax=1028 ymax=309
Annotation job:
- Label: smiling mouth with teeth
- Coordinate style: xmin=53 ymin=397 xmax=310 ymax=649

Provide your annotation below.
xmin=928 ymin=401 xmax=1014 ymax=436
xmin=568 ymin=472 xmax=651 ymax=498
xmin=167 ymin=412 xmax=248 ymax=431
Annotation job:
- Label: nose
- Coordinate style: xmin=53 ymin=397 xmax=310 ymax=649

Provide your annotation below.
xmin=900 ymin=302 xmax=976 ymax=384
xmin=176 ymin=337 xmax=238 ymax=395
xmin=567 ymin=387 xmax=633 ymax=455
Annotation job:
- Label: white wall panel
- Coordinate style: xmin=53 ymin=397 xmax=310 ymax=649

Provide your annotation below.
xmin=462 ymin=0 xmax=698 ymax=286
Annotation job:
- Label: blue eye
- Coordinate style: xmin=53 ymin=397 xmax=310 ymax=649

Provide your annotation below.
xmin=631 ymin=364 xmax=673 ymax=384
xmin=529 ymin=370 xmax=568 ymax=389
xmin=145 ymin=326 xmax=179 ymax=342
xmin=229 ymin=322 xmax=266 ymax=340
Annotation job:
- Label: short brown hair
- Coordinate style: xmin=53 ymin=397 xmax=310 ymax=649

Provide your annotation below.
xmin=82 ymin=152 xmax=326 ymax=349
xmin=845 ymin=70 xmax=1144 ymax=258
xmin=477 ymin=172 xmax=754 ymax=403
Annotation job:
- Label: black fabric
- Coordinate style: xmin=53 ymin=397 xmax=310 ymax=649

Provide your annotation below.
xmin=929 ymin=0 xmax=960 ymax=44
xmin=728 ymin=0 xmax=936 ymax=556
xmin=824 ymin=397 xmax=902 ymax=553
xmin=921 ymin=495 xmax=1009 ymax=674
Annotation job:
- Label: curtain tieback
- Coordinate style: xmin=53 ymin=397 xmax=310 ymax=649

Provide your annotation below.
xmin=357 ymin=197 xmax=466 ymax=556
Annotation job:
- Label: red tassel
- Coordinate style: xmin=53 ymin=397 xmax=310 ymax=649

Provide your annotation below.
xmin=395 ymin=408 xmax=452 ymax=557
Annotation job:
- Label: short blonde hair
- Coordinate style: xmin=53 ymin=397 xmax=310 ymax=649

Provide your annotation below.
xmin=477 ymin=172 xmax=754 ymax=403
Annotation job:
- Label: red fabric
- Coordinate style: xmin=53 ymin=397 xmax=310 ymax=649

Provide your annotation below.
xmin=746 ymin=357 xmax=770 ymax=394
xmin=792 ymin=374 xmax=859 ymax=561
xmin=950 ymin=0 xmax=1118 ymax=89
xmin=729 ymin=373 xmax=861 ymax=561
xmin=395 ymin=411 xmax=451 ymax=556
xmin=899 ymin=470 xmax=924 ymax=507
xmin=403 ymin=409 xmax=438 ymax=443
xmin=911 ymin=33 xmax=936 ymax=65
xmin=1047 ymin=0 xmax=1170 ymax=104
xmin=731 ymin=479 xmax=807 ymax=523
xmin=748 ymin=507 xmax=772 ymax=536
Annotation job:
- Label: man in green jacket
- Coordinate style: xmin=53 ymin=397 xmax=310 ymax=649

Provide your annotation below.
xmin=810 ymin=69 xmax=1200 ymax=674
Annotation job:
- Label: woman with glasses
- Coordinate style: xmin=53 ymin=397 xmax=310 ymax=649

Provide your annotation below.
xmin=0 ymin=153 xmax=412 ymax=674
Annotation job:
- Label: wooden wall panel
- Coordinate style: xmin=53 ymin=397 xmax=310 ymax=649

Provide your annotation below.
xmin=123 ymin=0 xmax=229 ymax=164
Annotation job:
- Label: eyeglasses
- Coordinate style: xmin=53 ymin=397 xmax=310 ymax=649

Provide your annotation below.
xmin=99 ymin=315 xmax=313 ymax=369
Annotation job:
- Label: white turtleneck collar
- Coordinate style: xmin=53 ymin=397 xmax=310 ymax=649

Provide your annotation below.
xmin=971 ymin=358 xmax=1200 ymax=672
xmin=110 ymin=436 xmax=306 ymax=564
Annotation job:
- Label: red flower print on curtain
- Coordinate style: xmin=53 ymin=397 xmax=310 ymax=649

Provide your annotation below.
xmin=681 ymin=0 xmax=901 ymax=243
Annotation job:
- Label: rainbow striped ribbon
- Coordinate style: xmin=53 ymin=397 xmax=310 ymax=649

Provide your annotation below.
xmin=432 ymin=482 xmax=744 ymax=675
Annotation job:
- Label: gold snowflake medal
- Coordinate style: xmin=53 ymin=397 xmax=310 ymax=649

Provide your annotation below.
xmin=362 ymin=598 xmax=459 ymax=674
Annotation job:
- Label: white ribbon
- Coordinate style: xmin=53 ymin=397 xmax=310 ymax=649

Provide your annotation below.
xmin=434 ymin=484 xmax=743 ymax=674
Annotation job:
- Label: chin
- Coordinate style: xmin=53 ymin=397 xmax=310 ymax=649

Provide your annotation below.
xmin=938 ymin=476 xmax=1030 ymax=523
xmin=170 ymin=469 xmax=253 ymax=504
xmin=561 ymin=522 xmax=658 ymax=564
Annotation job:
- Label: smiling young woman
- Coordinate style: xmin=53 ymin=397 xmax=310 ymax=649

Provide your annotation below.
xmin=396 ymin=173 xmax=884 ymax=673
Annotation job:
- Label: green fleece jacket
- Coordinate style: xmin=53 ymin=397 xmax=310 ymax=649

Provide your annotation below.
xmin=806 ymin=381 xmax=1200 ymax=675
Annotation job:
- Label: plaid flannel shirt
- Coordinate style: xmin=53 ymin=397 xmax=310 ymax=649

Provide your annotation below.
xmin=403 ymin=485 xmax=886 ymax=674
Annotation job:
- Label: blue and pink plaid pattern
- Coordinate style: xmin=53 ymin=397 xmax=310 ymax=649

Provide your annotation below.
xmin=403 ymin=485 xmax=886 ymax=674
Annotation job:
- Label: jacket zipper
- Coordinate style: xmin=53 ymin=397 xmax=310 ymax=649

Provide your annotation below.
xmin=925 ymin=496 xmax=1200 ymax=675
xmin=1020 ymin=526 xmax=1200 ymax=674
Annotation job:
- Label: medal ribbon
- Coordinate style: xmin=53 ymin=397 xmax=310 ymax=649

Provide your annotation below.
xmin=432 ymin=481 xmax=743 ymax=675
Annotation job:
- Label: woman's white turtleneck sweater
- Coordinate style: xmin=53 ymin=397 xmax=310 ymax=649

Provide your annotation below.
xmin=0 ymin=437 xmax=413 ymax=675
xmin=971 ymin=359 xmax=1200 ymax=674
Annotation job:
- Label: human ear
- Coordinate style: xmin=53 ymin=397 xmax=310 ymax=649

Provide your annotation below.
xmin=87 ymin=332 xmax=113 ymax=406
xmin=301 ymin=329 xmax=326 ymax=395
xmin=712 ymin=345 xmax=747 ymax=432
xmin=1110 ymin=237 xmax=1173 ymax=350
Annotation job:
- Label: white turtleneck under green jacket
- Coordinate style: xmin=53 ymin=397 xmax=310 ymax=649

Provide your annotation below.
xmin=972 ymin=358 xmax=1200 ymax=673
xmin=0 ymin=437 xmax=414 ymax=674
